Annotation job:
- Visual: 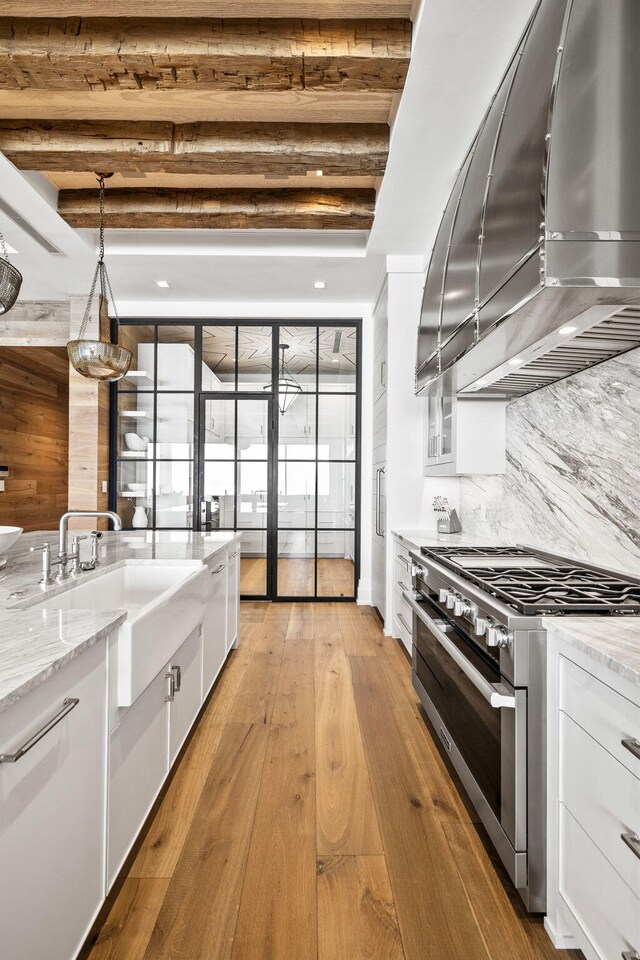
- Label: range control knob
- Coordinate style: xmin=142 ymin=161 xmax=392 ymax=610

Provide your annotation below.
xmin=454 ymin=597 xmax=474 ymax=618
xmin=487 ymin=625 xmax=512 ymax=649
xmin=438 ymin=588 xmax=450 ymax=604
xmin=446 ymin=592 xmax=457 ymax=610
xmin=411 ymin=564 xmax=427 ymax=579
xmin=473 ymin=617 xmax=487 ymax=637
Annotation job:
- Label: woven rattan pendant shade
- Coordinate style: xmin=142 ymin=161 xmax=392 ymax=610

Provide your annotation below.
xmin=0 ymin=230 xmax=22 ymax=316
xmin=68 ymin=174 xmax=132 ymax=382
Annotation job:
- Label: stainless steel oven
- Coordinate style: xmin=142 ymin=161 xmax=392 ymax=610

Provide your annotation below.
xmin=404 ymin=590 xmax=527 ymax=890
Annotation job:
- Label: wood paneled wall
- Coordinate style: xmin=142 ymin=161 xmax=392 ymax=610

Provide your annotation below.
xmin=0 ymin=346 xmax=69 ymax=531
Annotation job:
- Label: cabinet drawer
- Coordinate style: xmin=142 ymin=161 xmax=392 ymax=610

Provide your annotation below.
xmin=394 ymin=586 xmax=413 ymax=638
xmin=0 ymin=639 xmax=107 ymax=960
xmin=394 ymin=548 xmax=411 ymax=579
xmin=169 ymin=625 xmax=203 ymax=766
xmin=394 ymin=561 xmax=412 ymax=598
xmin=560 ymin=712 xmax=640 ymax=893
xmin=560 ymin=803 xmax=640 ymax=960
xmin=559 ymin=655 xmax=640 ymax=778
xmin=395 ymin=608 xmax=413 ymax=654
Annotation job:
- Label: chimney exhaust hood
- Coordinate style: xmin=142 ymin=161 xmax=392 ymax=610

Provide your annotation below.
xmin=415 ymin=0 xmax=640 ymax=399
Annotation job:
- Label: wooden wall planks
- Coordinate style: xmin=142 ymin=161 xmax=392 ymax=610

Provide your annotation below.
xmin=0 ymin=346 xmax=69 ymax=531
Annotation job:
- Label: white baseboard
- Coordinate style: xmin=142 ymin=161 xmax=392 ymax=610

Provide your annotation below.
xmin=357 ymin=579 xmax=372 ymax=605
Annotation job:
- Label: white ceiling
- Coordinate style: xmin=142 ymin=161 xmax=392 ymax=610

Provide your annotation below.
xmin=0 ymin=0 xmax=538 ymax=308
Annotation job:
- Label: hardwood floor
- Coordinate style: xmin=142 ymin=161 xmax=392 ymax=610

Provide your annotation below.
xmin=87 ymin=602 xmax=579 ymax=960
xmin=240 ymin=557 xmax=356 ymax=598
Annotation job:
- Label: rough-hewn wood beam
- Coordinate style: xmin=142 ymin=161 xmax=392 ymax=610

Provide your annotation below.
xmin=0 ymin=120 xmax=389 ymax=176
xmin=58 ymin=187 xmax=376 ymax=229
xmin=0 ymin=18 xmax=411 ymax=92
xmin=0 ymin=2 xmax=414 ymax=15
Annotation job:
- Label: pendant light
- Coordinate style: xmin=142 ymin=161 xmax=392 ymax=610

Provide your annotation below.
xmin=266 ymin=344 xmax=302 ymax=414
xmin=67 ymin=174 xmax=132 ymax=381
xmin=0 ymin=227 xmax=23 ymax=316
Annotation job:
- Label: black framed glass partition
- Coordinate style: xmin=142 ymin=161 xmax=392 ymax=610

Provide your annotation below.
xmin=111 ymin=320 xmax=361 ymax=601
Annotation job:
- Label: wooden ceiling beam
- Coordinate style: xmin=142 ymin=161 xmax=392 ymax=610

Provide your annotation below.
xmin=0 ymin=90 xmax=397 ymax=124
xmin=58 ymin=187 xmax=376 ymax=229
xmin=0 ymin=2 xmax=414 ymax=15
xmin=0 ymin=120 xmax=389 ymax=176
xmin=0 ymin=17 xmax=411 ymax=93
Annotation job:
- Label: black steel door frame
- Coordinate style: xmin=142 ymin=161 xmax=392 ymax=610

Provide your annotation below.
xmin=110 ymin=317 xmax=362 ymax=602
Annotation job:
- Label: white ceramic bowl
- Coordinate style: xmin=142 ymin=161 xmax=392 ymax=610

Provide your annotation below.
xmin=127 ymin=483 xmax=147 ymax=492
xmin=0 ymin=526 xmax=23 ymax=554
xmin=124 ymin=433 xmax=148 ymax=451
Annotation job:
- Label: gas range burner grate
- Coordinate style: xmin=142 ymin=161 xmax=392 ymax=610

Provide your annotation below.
xmin=421 ymin=546 xmax=640 ymax=615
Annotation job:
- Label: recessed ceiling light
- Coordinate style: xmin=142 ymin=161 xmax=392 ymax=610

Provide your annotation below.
xmin=331 ymin=357 xmax=340 ymax=363
xmin=155 ymin=280 xmax=171 ymax=288
xmin=559 ymin=325 xmax=577 ymax=335
xmin=314 ymin=280 xmax=326 ymax=289
xmin=316 ymin=170 xmax=324 ymax=177
xmin=508 ymin=357 xmax=523 ymax=366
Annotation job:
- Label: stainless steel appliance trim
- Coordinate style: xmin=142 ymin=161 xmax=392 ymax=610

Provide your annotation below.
xmin=412 ymin=664 xmax=528 ymax=890
xmin=403 ymin=590 xmax=515 ymax=708
xmin=171 ymin=664 xmax=182 ymax=692
xmin=165 ymin=672 xmax=176 ymax=703
xmin=0 ymin=698 xmax=80 ymax=763
xmin=622 ymin=737 xmax=640 ymax=761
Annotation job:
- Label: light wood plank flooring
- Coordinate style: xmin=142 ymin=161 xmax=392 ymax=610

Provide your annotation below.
xmin=86 ymin=602 xmax=580 ymax=960
xmin=241 ymin=557 xmax=355 ymax=598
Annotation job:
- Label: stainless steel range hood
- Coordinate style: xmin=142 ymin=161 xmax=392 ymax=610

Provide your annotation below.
xmin=415 ymin=0 xmax=640 ymax=398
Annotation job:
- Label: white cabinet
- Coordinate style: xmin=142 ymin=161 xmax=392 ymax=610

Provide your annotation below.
xmin=108 ymin=665 xmax=169 ymax=887
xmin=372 ymin=283 xmax=388 ymax=617
xmin=0 ymin=638 xmax=108 ymax=960
xmin=392 ymin=536 xmax=413 ymax=654
xmin=168 ymin=625 xmax=204 ymax=766
xmin=423 ymin=374 xmax=506 ymax=476
xmin=203 ymin=552 xmax=228 ymax=694
xmin=546 ymin=639 xmax=640 ymax=960
xmin=227 ymin=544 xmax=240 ymax=651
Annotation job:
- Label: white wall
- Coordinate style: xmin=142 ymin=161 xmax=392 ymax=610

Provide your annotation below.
xmin=381 ymin=259 xmax=459 ymax=629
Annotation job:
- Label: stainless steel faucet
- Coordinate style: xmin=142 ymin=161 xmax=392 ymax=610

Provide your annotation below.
xmin=57 ymin=511 xmax=122 ymax=581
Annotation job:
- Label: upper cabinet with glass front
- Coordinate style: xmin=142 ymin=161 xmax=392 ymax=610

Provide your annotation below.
xmin=423 ymin=372 xmax=506 ymax=476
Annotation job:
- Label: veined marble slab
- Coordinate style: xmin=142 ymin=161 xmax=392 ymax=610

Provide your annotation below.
xmin=544 ymin=617 xmax=640 ymax=687
xmin=0 ymin=529 xmax=240 ymax=714
xmin=460 ymin=348 xmax=640 ymax=576
xmin=0 ymin=609 xmax=127 ymax=715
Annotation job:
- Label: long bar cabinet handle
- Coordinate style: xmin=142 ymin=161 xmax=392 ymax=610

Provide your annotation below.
xmin=0 ymin=698 xmax=79 ymax=763
xmin=622 ymin=737 xmax=640 ymax=761
xmin=622 ymin=950 xmax=640 ymax=959
xmin=621 ymin=832 xmax=640 ymax=861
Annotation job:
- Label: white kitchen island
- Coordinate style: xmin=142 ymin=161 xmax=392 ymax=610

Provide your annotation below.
xmin=0 ymin=530 xmax=241 ymax=960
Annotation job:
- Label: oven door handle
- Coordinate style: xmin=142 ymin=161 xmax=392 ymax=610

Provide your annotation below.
xmin=402 ymin=590 xmax=516 ymax=710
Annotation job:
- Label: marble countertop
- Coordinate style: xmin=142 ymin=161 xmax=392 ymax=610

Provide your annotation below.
xmin=0 ymin=529 xmax=240 ymax=714
xmin=545 ymin=616 xmax=640 ymax=687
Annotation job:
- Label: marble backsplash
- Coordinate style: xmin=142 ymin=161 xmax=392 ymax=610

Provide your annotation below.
xmin=459 ymin=346 xmax=640 ymax=575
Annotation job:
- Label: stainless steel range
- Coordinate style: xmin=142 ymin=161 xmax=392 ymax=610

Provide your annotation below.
xmin=403 ymin=545 xmax=640 ymax=913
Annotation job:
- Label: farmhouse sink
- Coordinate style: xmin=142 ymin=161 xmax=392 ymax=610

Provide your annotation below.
xmin=33 ymin=561 xmax=209 ymax=707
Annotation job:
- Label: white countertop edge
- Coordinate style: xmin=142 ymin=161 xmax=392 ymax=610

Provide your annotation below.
xmin=0 ymin=611 xmax=128 ymax=715
xmin=544 ymin=617 xmax=640 ymax=688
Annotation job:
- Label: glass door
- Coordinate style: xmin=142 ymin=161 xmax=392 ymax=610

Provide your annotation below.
xmin=275 ymin=325 xmax=357 ymax=600
xmin=199 ymin=393 xmax=273 ymax=599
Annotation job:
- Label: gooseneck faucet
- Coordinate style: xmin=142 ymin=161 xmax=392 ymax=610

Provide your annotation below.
xmin=57 ymin=511 xmax=122 ymax=581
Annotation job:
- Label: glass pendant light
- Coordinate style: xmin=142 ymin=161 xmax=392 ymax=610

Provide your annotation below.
xmin=266 ymin=344 xmax=302 ymax=414
xmin=67 ymin=174 xmax=132 ymax=381
xmin=0 ymin=227 xmax=23 ymax=316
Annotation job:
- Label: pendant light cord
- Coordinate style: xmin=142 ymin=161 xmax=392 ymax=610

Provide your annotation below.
xmin=77 ymin=174 xmax=119 ymax=340
xmin=0 ymin=226 xmax=10 ymax=263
